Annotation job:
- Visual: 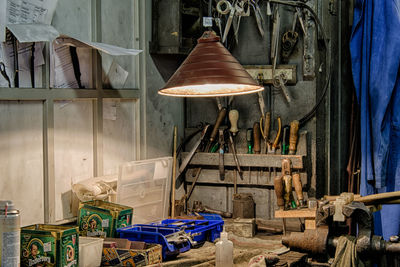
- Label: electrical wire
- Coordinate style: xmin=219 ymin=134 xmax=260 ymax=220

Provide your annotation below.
xmin=269 ymin=0 xmax=332 ymax=127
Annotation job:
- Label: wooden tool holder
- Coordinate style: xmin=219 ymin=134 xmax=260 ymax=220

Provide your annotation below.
xmin=181 ymin=131 xmax=308 ymax=188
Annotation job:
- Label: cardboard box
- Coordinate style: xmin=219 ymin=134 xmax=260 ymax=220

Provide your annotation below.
xmin=78 ymin=200 xmax=133 ymax=238
xmin=21 ymin=224 xmax=79 ymax=267
xmin=101 ymin=238 xmax=162 ymax=266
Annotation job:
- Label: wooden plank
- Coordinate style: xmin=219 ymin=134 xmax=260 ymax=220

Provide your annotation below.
xmin=182 ymin=152 xmax=304 ymax=169
xmin=275 ymin=208 xmax=316 ymax=218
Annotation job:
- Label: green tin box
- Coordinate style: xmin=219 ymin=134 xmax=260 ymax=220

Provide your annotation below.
xmin=78 ymin=200 xmax=133 ymax=238
xmin=21 ymin=224 xmax=79 ymax=267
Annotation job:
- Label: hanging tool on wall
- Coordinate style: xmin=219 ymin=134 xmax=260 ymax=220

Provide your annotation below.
xmin=186 ymin=108 xmax=227 ymax=205
xmin=281 ymin=125 xmax=290 ymax=155
xmin=267 ymin=117 xmax=282 ymax=154
xmin=249 ymin=0 xmax=265 ymax=37
xmin=288 ymin=120 xmax=299 ymax=155
xmin=232 ymin=0 xmax=250 ymax=44
xmin=282 ymin=158 xmax=295 ymax=209
xmin=228 ymin=109 xmax=243 ymax=179
xmin=274 ymin=174 xmax=286 ymax=234
xmin=218 ymin=128 xmax=225 ymax=180
xmin=292 ymin=172 xmax=305 ymax=207
xmin=253 ymin=122 xmax=262 ymax=182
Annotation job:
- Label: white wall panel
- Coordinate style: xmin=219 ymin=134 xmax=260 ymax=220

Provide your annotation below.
xmin=0 ymin=101 xmax=44 ymax=226
xmin=103 ymin=99 xmax=137 ymax=174
xmin=54 ymin=100 xmax=94 ymax=221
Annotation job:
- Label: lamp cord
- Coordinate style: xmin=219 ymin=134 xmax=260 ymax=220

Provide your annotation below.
xmin=269 ymin=0 xmax=332 ymax=127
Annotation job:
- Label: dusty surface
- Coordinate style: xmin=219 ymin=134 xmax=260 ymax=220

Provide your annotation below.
xmin=148 ymin=232 xmax=286 ymax=267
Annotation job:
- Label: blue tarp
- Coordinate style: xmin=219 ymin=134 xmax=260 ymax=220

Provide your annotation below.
xmin=350 ymin=0 xmax=400 ymax=239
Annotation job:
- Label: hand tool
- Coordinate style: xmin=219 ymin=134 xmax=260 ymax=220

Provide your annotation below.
xmin=177 ymin=124 xmax=210 ymax=177
xmin=288 ymin=120 xmax=299 ymax=155
xmin=266 ymin=0 xmax=272 ymax=16
xmin=171 ymin=126 xmax=178 ymax=218
xmin=281 ymin=125 xmax=290 ymax=155
xmin=186 ymin=108 xmax=227 ymax=203
xmin=221 ymin=1 xmax=235 ymax=43
xmin=246 ymin=128 xmax=254 ymax=154
xmin=273 ymin=175 xmax=286 ymax=234
xmin=193 ymin=201 xmax=232 ymax=218
xmin=260 ymin=112 xmax=271 ymax=154
xmin=253 ymin=122 xmax=261 ymax=183
xmin=249 ymin=0 xmax=264 ymax=37
xmin=271 ymin=7 xmax=281 ymax=74
xmin=267 ymin=117 xmax=282 ymax=154
xmin=292 ymin=172 xmax=304 ymax=207
xmin=281 ymin=30 xmax=298 ymax=61
xmin=228 ymin=109 xmax=239 ymax=136
xmin=208 ymin=107 xmax=227 ymax=150
xmin=232 ymin=0 xmax=250 ymax=44
xmin=218 ymin=129 xmax=225 ymax=180
xmin=281 ymin=158 xmax=294 ymax=210
xmin=295 ymin=7 xmax=306 ymax=36
xmin=253 ymin=122 xmax=261 ymax=154
xmin=246 ymin=128 xmax=253 ymax=182
xmin=273 ymin=73 xmax=291 ymax=103
xmin=0 ymin=62 xmax=11 ymax=88
xmin=228 ymin=131 xmax=243 ymax=179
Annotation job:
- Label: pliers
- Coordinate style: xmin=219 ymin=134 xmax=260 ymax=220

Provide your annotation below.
xmin=266 ymin=116 xmax=282 ymax=154
xmin=0 ymin=62 xmax=11 ymax=88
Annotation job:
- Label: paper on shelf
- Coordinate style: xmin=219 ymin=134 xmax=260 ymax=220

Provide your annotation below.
xmin=55 ymin=35 xmax=142 ymax=56
xmin=2 ymin=0 xmax=59 ymax=42
xmin=6 ymin=23 xmax=59 ymax=43
xmin=50 ymin=41 xmax=92 ymax=89
xmin=104 ymin=60 xmax=129 ymax=89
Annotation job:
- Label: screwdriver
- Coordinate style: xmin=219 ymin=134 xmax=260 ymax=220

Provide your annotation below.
xmin=281 ymin=125 xmax=290 ymax=155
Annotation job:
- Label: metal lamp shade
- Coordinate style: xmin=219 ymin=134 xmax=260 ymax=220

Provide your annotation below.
xmin=158 ymin=31 xmax=264 ymax=97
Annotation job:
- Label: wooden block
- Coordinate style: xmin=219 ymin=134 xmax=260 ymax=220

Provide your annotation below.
xmin=304 ymin=219 xmax=316 ymax=230
xmin=274 ymin=208 xmax=316 ymax=219
xmin=226 ymin=218 xmax=255 ymax=238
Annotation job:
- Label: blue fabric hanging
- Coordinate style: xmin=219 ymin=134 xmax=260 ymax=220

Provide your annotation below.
xmin=350 ymin=0 xmax=400 ymax=240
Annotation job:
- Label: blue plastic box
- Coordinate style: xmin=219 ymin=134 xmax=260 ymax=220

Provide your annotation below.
xmin=117 ymin=225 xmax=191 ymax=260
xmin=144 ymin=218 xmax=224 ymax=244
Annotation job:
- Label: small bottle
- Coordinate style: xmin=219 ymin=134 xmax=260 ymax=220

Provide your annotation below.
xmin=216 ymin=231 xmax=233 ymax=267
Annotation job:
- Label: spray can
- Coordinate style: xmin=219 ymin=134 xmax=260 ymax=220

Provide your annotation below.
xmin=0 ymin=200 xmax=20 ymax=267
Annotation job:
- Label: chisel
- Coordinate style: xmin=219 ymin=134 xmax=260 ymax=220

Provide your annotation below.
xmin=289 ymin=120 xmax=299 ymax=155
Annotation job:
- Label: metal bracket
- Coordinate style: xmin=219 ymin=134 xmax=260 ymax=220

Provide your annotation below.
xmin=244 ymin=65 xmax=297 ymax=85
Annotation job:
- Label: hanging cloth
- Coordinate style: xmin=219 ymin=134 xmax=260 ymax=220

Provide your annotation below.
xmin=350 ymin=0 xmax=400 ymax=240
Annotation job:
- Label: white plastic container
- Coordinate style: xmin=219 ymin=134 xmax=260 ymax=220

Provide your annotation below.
xmin=215 ymin=231 xmax=233 ymax=267
xmin=117 ymin=157 xmax=172 ymax=224
xmin=79 ymin=237 xmax=104 ymax=267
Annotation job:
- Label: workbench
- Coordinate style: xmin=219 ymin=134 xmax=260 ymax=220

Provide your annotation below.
xmin=147 ymin=219 xmax=307 ymax=267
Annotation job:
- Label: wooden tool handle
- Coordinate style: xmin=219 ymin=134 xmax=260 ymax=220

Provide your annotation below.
xmin=283 ymin=175 xmax=293 ymax=209
xmin=263 ymin=112 xmax=271 ymax=141
xmin=253 ymin=122 xmax=261 ymax=154
xmin=289 ymin=120 xmax=299 ymax=155
xmin=293 ymin=173 xmax=303 ymax=201
xmin=274 ymin=176 xmax=285 ymax=209
xmin=210 ymin=107 xmax=227 ymax=142
xmin=229 ymin=109 xmax=239 ymax=135
xmin=281 ymin=158 xmax=291 ymax=176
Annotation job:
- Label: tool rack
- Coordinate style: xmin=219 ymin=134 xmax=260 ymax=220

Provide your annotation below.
xmin=181 ymin=131 xmax=308 ymax=188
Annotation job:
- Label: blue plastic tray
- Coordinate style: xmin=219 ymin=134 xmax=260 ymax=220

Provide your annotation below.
xmin=144 ymin=219 xmax=224 ymax=244
xmin=198 ymin=213 xmax=223 ymax=221
xmin=117 ymin=225 xmax=191 ymax=259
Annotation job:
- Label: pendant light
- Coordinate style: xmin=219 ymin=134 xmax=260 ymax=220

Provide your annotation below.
xmin=158 ymin=31 xmax=263 ymax=97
